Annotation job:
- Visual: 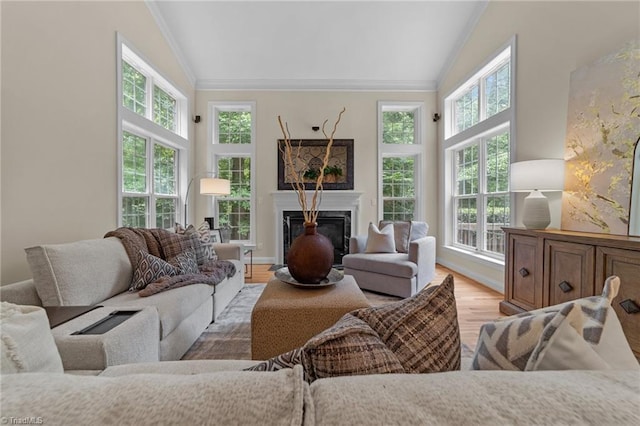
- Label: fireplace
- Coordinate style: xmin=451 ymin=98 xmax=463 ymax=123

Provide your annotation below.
xmin=272 ymin=191 xmax=363 ymax=264
xmin=283 ymin=211 xmax=351 ymax=266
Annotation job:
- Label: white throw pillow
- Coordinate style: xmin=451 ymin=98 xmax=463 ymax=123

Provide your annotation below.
xmin=0 ymin=302 xmax=64 ymax=373
xmin=365 ymin=222 xmax=396 ymax=253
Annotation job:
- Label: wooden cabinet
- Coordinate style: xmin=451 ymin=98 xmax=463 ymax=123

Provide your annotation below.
xmin=501 ymin=228 xmax=640 ymax=358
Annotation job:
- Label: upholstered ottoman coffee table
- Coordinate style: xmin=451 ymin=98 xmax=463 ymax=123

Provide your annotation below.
xmin=251 ymin=274 xmax=370 ymax=360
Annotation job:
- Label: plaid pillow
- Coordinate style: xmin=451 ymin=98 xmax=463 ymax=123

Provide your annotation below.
xmin=353 ymin=274 xmax=461 ymax=373
xmin=245 ymin=275 xmax=461 ymax=382
xmin=302 ymin=313 xmax=405 ymax=381
xmin=175 ymin=222 xmax=216 ymax=265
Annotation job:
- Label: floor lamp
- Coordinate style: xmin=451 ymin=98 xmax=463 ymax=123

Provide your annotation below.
xmin=510 ymin=159 xmax=565 ymax=229
xmin=184 ymin=175 xmax=231 ymax=226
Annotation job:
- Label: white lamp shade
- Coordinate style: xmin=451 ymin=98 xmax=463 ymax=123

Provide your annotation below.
xmin=200 ymin=178 xmax=230 ymax=195
xmin=510 ymin=159 xmax=565 ymax=192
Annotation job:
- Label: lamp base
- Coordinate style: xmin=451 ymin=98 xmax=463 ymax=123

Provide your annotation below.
xmin=522 ymin=190 xmax=551 ymax=229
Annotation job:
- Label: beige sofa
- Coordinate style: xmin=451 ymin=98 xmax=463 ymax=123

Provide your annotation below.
xmin=0 ymin=237 xmax=244 ymax=367
xmin=1 ymin=360 xmax=638 ymax=425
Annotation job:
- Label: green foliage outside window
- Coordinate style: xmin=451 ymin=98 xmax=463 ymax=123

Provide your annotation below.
xmin=382 ymin=111 xmax=415 ymax=144
xmin=122 ymin=61 xmax=146 ymax=116
xmin=218 ymin=111 xmax=251 ymax=144
xmin=382 ymin=157 xmax=415 ymax=220
xmin=485 ymin=62 xmax=511 ymax=119
xmin=123 ymin=131 xmax=147 ymax=193
xmin=217 ymin=157 xmax=251 ymax=240
xmin=153 ymin=86 xmax=177 ymax=132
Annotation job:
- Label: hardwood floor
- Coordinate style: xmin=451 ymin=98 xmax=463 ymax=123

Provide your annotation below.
xmin=246 ymin=264 xmax=505 ymax=349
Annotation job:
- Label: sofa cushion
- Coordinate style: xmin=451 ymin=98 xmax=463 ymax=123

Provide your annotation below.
xmin=168 ymin=249 xmax=200 ymax=275
xmin=409 ymin=220 xmax=429 ymax=240
xmin=302 ymin=313 xmax=405 ymax=381
xmin=1 ymin=366 xmax=308 ymax=426
xmin=175 ymin=222 xmax=217 ymax=265
xmin=0 ymin=302 xmax=63 ymax=373
xmin=379 ymin=220 xmax=411 ymax=253
xmin=102 ymin=284 xmax=213 ymax=339
xmin=365 ymin=222 xmax=396 ymax=253
xmin=26 ymin=237 xmax=132 ymax=306
xmin=131 ymin=251 xmax=178 ymax=291
xmin=472 ymin=275 xmax=639 ymax=371
xmin=309 ymin=370 xmax=640 ymax=426
xmin=342 ymin=253 xmax=417 ymax=278
xmin=353 ymin=274 xmax=461 ymax=373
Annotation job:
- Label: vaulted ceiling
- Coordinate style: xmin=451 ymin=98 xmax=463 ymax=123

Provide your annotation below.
xmin=147 ymin=0 xmax=487 ymax=91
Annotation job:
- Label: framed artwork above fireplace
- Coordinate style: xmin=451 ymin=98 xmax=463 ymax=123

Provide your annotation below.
xmin=277 ymin=139 xmax=354 ymax=190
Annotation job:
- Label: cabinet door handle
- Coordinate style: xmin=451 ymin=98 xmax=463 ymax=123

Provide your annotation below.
xmin=619 ymin=299 xmax=640 ymax=314
xmin=558 ymin=281 xmax=573 ymax=293
xmin=519 ymin=267 xmax=529 ymax=277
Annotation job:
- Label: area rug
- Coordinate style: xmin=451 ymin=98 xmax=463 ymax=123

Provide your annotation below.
xmin=182 ymin=284 xmax=473 ymax=361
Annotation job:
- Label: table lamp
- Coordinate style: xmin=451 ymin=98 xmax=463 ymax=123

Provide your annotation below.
xmin=510 ymin=159 xmax=565 ymax=229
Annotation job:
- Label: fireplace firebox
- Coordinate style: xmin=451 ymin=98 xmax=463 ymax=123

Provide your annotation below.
xmin=283 ymin=210 xmax=351 ymax=266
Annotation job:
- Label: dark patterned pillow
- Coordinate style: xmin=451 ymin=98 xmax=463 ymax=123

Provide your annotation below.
xmin=302 ymin=313 xmax=405 ymax=381
xmin=244 ymin=347 xmax=307 ymax=380
xmin=131 ymin=251 xmax=177 ymax=291
xmin=175 ymin=222 xmax=216 ymax=265
xmin=246 ymin=275 xmax=460 ymax=382
xmin=169 ymin=249 xmax=199 ymax=275
xmin=352 ymin=274 xmax=461 ymax=373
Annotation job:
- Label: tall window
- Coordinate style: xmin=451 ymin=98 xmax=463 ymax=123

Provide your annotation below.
xmin=117 ymin=36 xmax=189 ymax=228
xmin=379 ymin=102 xmax=425 ymax=221
xmin=444 ymin=39 xmax=515 ymax=258
xmin=210 ymin=103 xmax=256 ymax=243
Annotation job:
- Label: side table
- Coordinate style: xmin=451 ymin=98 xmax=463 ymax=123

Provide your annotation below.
xmin=242 ymin=244 xmax=255 ymax=279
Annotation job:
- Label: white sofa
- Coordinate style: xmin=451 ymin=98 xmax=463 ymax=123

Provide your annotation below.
xmin=0 ymin=237 xmax=244 ymax=366
xmin=1 ymin=360 xmax=638 ymax=425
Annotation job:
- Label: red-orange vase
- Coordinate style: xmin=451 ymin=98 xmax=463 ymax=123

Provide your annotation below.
xmin=287 ymin=222 xmax=334 ymax=284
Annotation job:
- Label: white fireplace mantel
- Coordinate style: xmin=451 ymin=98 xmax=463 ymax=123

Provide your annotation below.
xmin=271 ymin=191 xmax=363 ymax=264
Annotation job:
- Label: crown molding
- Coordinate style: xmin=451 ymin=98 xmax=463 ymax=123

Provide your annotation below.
xmin=196 ymin=78 xmax=437 ymax=92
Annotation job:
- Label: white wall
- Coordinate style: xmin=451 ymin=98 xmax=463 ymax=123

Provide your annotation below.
xmin=437 ymin=0 xmax=640 ymax=291
xmin=194 ymin=91 xmax=438 ymax=262
xmin=1 ymin=1 xmax=195 ymax=284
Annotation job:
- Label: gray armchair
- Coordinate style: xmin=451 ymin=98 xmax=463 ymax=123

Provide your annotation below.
xmin=342 ymin=221 xmax=436 ymax=298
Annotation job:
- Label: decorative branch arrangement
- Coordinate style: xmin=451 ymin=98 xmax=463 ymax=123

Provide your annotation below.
xmin=278 ymin=107 xmax=346 ymax=224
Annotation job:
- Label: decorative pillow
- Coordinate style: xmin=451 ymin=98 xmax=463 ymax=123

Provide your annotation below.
xmin=353 ymin=274 xmax=461 ymax=373
xmin=379 ymin=221 xmax=412 ymax=253
xmin=409 ymin=221 xmax=429 ymax=240
xmin=245 ymin=276 xmax=460 ymax=382
xmin=302 ymin=313 xmax=405 ymax=381
xmin=175 ymin=222 xmax=217 ymax=265
xmin=169 ymin=249 xmax=199 ymax=275
xmin=472 ymin=275 xmax=639 ymax=371
xmin=365 ymin=222 xmax=396 ymax=253
xmin=131 ymin=251 xmax=177 ymax=291
xmin=1 ymin=302 xmax=64 ymax=374
xmin=244 ymin=347 xmax=309 ymax=381
xmin=526 ymin=303 xmax=612 ymax=370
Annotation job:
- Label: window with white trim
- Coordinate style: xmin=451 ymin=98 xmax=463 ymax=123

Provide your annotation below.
xmin=210 ymin=102 xmax=256 ymax=243
xmin=378 ymin=102 xmax=425 ymax=221
xmin=117 ymin=35 xmax=189 ymax=228
xmin=444 ymin=39 xmax=515 ymax=258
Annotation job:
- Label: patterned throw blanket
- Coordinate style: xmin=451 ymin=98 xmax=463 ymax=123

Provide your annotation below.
xmin=105 ymin=227 xmax=236 ymax=297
